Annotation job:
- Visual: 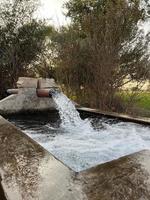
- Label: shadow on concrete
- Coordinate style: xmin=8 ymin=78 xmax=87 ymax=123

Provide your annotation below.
xmin=0 ymin=177 xmax=7 ymax=200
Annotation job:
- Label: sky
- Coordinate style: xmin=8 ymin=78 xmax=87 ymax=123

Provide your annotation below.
xmin=38 ymin=0 xmax=69 ymax=26
xmin=38 ymin=0 xmax=150 ymax=34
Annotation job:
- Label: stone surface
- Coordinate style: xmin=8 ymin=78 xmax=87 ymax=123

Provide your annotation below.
xmin=0 ymin=116 xmax=85 ymax=200
xmin=17 ymin=77 xmax=59 ymax=89
xmin=78 ymin=107 xmax=150 ymax=125
xmin=38 ymin=78 xmax=59 ymax=89
xmin=0 ymin=116 xmax=150 ymax=200
xmin=0 ymin=76 xmax=60 ymax=115
xmin=80 ymin=150 xmax=150 ymax=200
xmin=17 ymin=77 xmax=38 ymax=88
xmin=0 ymin=88 xmax=56 ymax=115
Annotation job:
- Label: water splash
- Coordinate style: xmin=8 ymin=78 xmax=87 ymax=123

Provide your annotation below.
xmin=9 ymin=113 xmax=150 ymax=172
xmin=9 ymin=91 xmax=150 ymax=172
xmin=19 ymin=119 xmax=150 ymax=172
xmin=51 ymin=91 xmax=92 ymax=131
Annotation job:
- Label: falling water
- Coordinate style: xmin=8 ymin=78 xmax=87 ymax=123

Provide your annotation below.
xmin=51 ymin=91 xmax=92 ymax=131
xmin=9 ymin=90 xmax=150 ymax=171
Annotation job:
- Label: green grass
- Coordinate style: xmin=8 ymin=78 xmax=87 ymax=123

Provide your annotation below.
xmin=119 ymin=92 xmax=150 ymax=110
xmin=135 ymin=92 xmax=150 ymax=110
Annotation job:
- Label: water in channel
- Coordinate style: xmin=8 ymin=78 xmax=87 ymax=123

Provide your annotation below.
xmin=9 ymin=91 xmax=150 ymax=172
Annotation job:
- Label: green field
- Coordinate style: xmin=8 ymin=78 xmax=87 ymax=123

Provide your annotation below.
xmin=135 ymin=93 xmax=150 ymax=110
xmin=121 ymin=92 xmax=150 ymax=110
xmin=119 ymin=92 xmax=150 ymax=117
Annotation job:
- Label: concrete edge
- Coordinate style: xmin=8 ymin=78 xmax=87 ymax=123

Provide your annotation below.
xmin=77 ymin=107 xmax=150 ymax=125
xmin=79 ymin=149 xmax=149 ymax=174
xmin=0 ymin=115 xmax=75 ymax=173
xmin=1 ymin=108 xmax=150 ymax=176
xmin=3 ymin=105 xmax=150 ymax=125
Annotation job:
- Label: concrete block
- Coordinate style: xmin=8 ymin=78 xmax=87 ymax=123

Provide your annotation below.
xmin=0 ymin=77 xmax=60 ymax=115
xmin=0 ymin=88 xmax=56 ymax=115
xmin=17 ymin=77 xmax=37 ymax=88
xmin=38 ymin=78 xmax=59 ymax=88
xmin=0 ymin=116 xmax=83 ymax=200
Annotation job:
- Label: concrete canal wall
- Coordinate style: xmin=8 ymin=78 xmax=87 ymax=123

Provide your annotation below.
xmin=0 ymin=77 xmax=150 ymax=200
xmin=0 ymin=116 xmax=150 ymax=200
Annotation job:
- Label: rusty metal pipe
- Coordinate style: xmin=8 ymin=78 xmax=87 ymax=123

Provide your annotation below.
xmin=7 ymin=89 xmax=19 ymax=95
xmin=36 ymin=88 xmax=60 ymax=98
xmin=7 ymin=88 xmax=59 ymax=98
xmin=36 ymin=89 xmax=52 ymax=97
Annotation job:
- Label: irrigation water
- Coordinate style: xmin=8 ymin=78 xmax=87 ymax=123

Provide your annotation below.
xmin=9 ymin=91 xmax=150 ymax=172
xmin=52 ymin=91 xmax=92 ymax=131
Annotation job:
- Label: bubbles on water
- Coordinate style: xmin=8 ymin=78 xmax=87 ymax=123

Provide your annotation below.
xmin=24 ymin=118 xmax=150 ymax=172
xmin=49 ymin=121 xmax=150 ymax=171
xmin=9 ymin=92 xmax=150 ymax=172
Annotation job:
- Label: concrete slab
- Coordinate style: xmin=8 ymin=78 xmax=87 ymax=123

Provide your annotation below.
xmin=80 ymin=150 xmax=150 ymax=200
xmin=0 ymin=77 xmax=60 ymax=115
xmin=1 ymin=116 xmax=150 ymax=200
xmin=0 ymin=88 xmax=56 ymax=115
xmin=0 ymin=116 xmax=85 ymax=200
xmin=38 ymin=78 xmax=59 ymax=88
xmin=78 ymin=107 xmax=150 ymax=125
xmin=17 ymin=77 xmax=38 ymax=88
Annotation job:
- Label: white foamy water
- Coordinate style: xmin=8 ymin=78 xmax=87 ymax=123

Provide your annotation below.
xmin=10 ymin=92 xmax=150 ymax=172
xmin=24 ymin=121 xmax=150 ymax=172
xmin=52 ymin=91 xmax=92 ymax=132
xmin=21 ymin=92 xmax=150 ymax=172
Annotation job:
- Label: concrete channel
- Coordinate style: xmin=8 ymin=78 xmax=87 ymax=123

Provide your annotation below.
xmin=0 ymin=77 xmax=150 ymax=200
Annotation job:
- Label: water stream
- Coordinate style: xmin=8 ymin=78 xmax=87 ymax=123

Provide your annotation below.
xmin=9 ymin=91 xmax=150 ymax=172
xmin=52 ymin=91 xmax=92 ymax=131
